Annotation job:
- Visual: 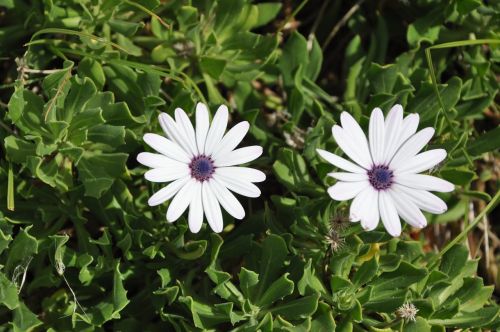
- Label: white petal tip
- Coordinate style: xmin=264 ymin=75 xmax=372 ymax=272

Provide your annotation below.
xmin=327 ymin=187 xmax=343 ymax=201
xmin=147 ymin=198 xmax=159 ymax=207
xmin=174 ymin=107 xmax=187 ymax=116
xmin=212 ymin=226 xmax=223 ymax=233
xmin=217 ymin=104 xmax=229 ymax=114
xmin=136 ymin=152 xmax=148 ymax=165
xmin=442 ymin=183 xmax=455 ymax=192
xmin=349 ymin=214 xmax=360 ymax=222
xmin=391 ymin=104 xmax=404 ymax=113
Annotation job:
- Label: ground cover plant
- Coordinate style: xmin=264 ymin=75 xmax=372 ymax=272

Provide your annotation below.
xmin=0 ymin=0 xmax=499 ymax=330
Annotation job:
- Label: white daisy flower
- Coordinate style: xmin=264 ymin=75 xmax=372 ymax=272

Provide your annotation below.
xmin=317 ymin=105 xmax=454 ymax=237
xmin=137 ymin=103 xmax=266 ymax=233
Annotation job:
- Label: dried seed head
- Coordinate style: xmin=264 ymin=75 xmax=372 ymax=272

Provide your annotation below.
xmin=396 ymin=302 xmax=418 ymax=322
xmin=325 ymin=233 xmax=344 ymax=253
xmin=329 ymin=212 xmax=350 ymax=234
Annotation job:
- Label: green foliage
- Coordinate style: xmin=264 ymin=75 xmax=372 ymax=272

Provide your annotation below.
xmin=0 ymin=0 xmax=499 ymax=330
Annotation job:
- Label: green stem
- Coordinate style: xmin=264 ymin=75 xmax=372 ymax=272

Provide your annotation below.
xmin=278 ymin=0 xmax=309 ymax=33
xmin=429 ymin=189 xmax=500 ymax=269
xmin=7 ymin=163 xmax=14 ymax=211
xmin=425 ymin=39 xmax=500 ymax=139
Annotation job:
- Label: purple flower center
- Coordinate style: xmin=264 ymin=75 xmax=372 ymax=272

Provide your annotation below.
xmin=189 ymin=155 xmax=215 ymax=182
xmin=368 ymin=165 xmax=393 ymax=191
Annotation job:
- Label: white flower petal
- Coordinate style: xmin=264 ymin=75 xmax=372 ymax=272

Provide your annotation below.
xmin=379 ymin=191 xmax=402 ymax=237
xmin=394 ymin=149 xmax=446 ymax=175
xmin=340 ymin=112 xmax=373 ymax=167
xmin=196 ymin=102 xmax=210 ymax=154
xmin=389 ymin=190 xmax=427 ymax=228
xmin=137 ymin=152 xmax=178 ymax=168
xmin=211 ymin=121 xmax=250 ymax=161
xmin=213 ymin=173 xmax=261 ymax=198
xmin=390 ymin=128 xmax=435 ymax=169
xmin=328 ymin=172 xmax=368 ymax=182
xmin=333 ymin=125 xmax=372 ymax=169
xmin=393 ymin=184 xmax=447 ymax=214
xmin=397 ymin=113 xmax=420 ymax=146
xmin=369 ymin=108 xmax=385 ymax=165
xmin=214 ymin=146 xmax=263 ymax=167
xmin=316 ymin=149 xmax=366 ymax=173
xmin=210 ymin=178 xmax=245 ymax=219
xmin=215 ymin=167 xmax=266 ymax=183
xmin=204 ymin=105 xmax=228 ymax=155
xmin=145 ymin=166 xmax=190 ymax=183
xmin=175 ymin=107 xmax=199 ymax=155
xmin=327 ymin=181 xmax=369 ymax=201
xmin=148 ymin=176 xmax=190 ymax=206
xmin=360 ymin=187 xmax=380 ymax=231
xmin=159 ymin=112 xmax=196 ymax=157
xmin=202 ymin=182 xmax=224 ymax=233
xmin=166 ymin=179 xmax=197 ymax=222
xmin=143 ymin=133 xmax=190 ymax=163
xmin=395 ymin=174 xmax=454 ymax=192
xmin=349 ymin=188 xmax=370 ymax=222
xmin=382 ymin=104 xmax=404 ymax=164
xmin=188 ymin=181 xmax=204 ymax=233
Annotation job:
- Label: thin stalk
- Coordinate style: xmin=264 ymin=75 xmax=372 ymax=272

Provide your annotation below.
xmin=428 ymin=189 xmax=500 ymax=269
xmin=322 ymin=0 xmax=365 ymax=51
xmin=425 ymin=39 xmax=500 ymax=139
xmin=7 ymin=163 xmax=14 ymax=211
xmin=278 ymin=0 xmax=310 ymax=33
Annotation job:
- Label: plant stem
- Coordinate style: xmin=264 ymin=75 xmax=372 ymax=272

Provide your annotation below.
xmin=429 ymin=189 xmax=500 ymax=269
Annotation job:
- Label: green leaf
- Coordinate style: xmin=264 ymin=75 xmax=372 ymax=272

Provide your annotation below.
xmin=406 ymin=8 xmax=442 ymax=47
xmin=268 ymin=293 xmax=320 ymax=319
xmin=279 ymin=31 xmax=308 ymax=86
xmin=272 ymin=148 xmax=321 ymax=195
xmin=76 ymin=152 xmax=128 ymax=198
xmin=257 ymin=273 xmax=294 ymax=307
xmin=199 ymin=56 xmax=227 ymax=80
xmin=465 ymin=126 xmax=500 ymax=157
xmin=352 ymin=257 xmax=378 ymax=288
xmin=77 ymin=57 xmax=106 ymax=90
xmin=456 ymin=0 xmax=482 ymax=14
xmin=112 ymin=262 xmax=130 ymax=316
xmin=254 ymin=234 xmax=288 ymax=302
xmin=254 ymin=3 xmax=282 ymax=28
xmin=62 ymin=76 xmax=97 ymax=123
xmin=439 ymin=168 xmax=476 ymax=186
xmin=10 ymin=302 xmax=43 ymax=331
xmin=6 ymin=226 xmax=38 ymax=273
xmin=239 ymin=267 xmax=259 ymax=298
xmin=4 ymin=136 xmax=36 ymax=163
xmin=439 ymin=244 xmax=469 ymax=280
xmin=428 ymin=307 xmax=500 ymax=328
xmin=0 ymin=272 xmax=19 ymax=310
xmin=406 ymin=77 xmax=462 ymax=125
xmin=450 ymin=277 xmax=494 ymax=312
xmin=297 ymin=259 xmax=327 ymax=296
xmin=403 ymin=317 xmax=432 ymax=332
xmin=367 ymin=63 xmax=398 ymax=94
xmin=108 ymin=19 xmax=144 ymax=36
xmin=371 ymin=262 xmax=427 ymax=291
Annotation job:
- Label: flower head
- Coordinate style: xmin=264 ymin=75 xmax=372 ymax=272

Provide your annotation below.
xmin=138 ymin=103 xmax=265 ymax=233
xmin=317 ymin=105 xmax=454 ymax=236
xmin=396 ymin=302 xmax=418 ymax=322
